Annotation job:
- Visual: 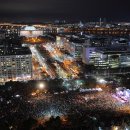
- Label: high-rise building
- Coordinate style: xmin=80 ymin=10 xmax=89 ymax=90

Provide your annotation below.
xmin=64 ymin=37 xmax=85 ymax=60
xmin=0 ymin=46 xmax=32 ymax=83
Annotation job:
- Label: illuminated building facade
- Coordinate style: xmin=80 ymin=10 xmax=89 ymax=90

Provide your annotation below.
xmin=20 ymin=26 xmax=43 ymax=37
xmin=70 ymin=42 xmax=83 ymax=60
xmin=0 ymin=47 xmax=32 ymax=83
xmin=64 ymin=38 xmax=85 ymax=60
xmin=56 ymin=35 xmax=69 ymax=48
xmin=83 ymin=46 xmax=130 ymax=69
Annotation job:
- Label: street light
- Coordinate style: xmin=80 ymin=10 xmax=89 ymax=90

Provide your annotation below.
xmin=38 ymin=82 xmax=46 ymax=89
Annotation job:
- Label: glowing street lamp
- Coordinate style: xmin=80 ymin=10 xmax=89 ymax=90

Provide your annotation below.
xmin=38 ymin=82 xmax=46 ymax=89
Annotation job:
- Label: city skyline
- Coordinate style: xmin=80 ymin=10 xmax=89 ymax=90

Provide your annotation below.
xmin=1 ymin=1 xmax=130 ymax=129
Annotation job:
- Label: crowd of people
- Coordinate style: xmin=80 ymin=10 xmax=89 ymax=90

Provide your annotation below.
xmin=1 ymin=81 xmax=130 ymax=130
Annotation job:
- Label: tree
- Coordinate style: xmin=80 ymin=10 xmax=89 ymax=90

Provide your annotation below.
xmin=18 ymin=117 xmax=38 ymax=130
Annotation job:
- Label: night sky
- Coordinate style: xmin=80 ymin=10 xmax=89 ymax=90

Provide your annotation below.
xmin=0 ymin=0 xmax=130 ymax=22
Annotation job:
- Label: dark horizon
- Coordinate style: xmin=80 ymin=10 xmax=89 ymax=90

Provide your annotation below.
xmin=0 ymin=0 xmax=130 ymax=22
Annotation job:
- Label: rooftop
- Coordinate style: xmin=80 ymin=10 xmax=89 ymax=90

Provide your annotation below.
xmin=0 ymin=47 xmax=32 ymax=56
xmin=97 ymin=47 xmax=130 ymax=54
xmin=23 ymin=26 xmax=36 ymax=31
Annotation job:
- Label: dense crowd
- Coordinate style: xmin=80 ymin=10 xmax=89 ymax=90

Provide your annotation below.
xmin=1 ymin=81 xmax=130 ymax=129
